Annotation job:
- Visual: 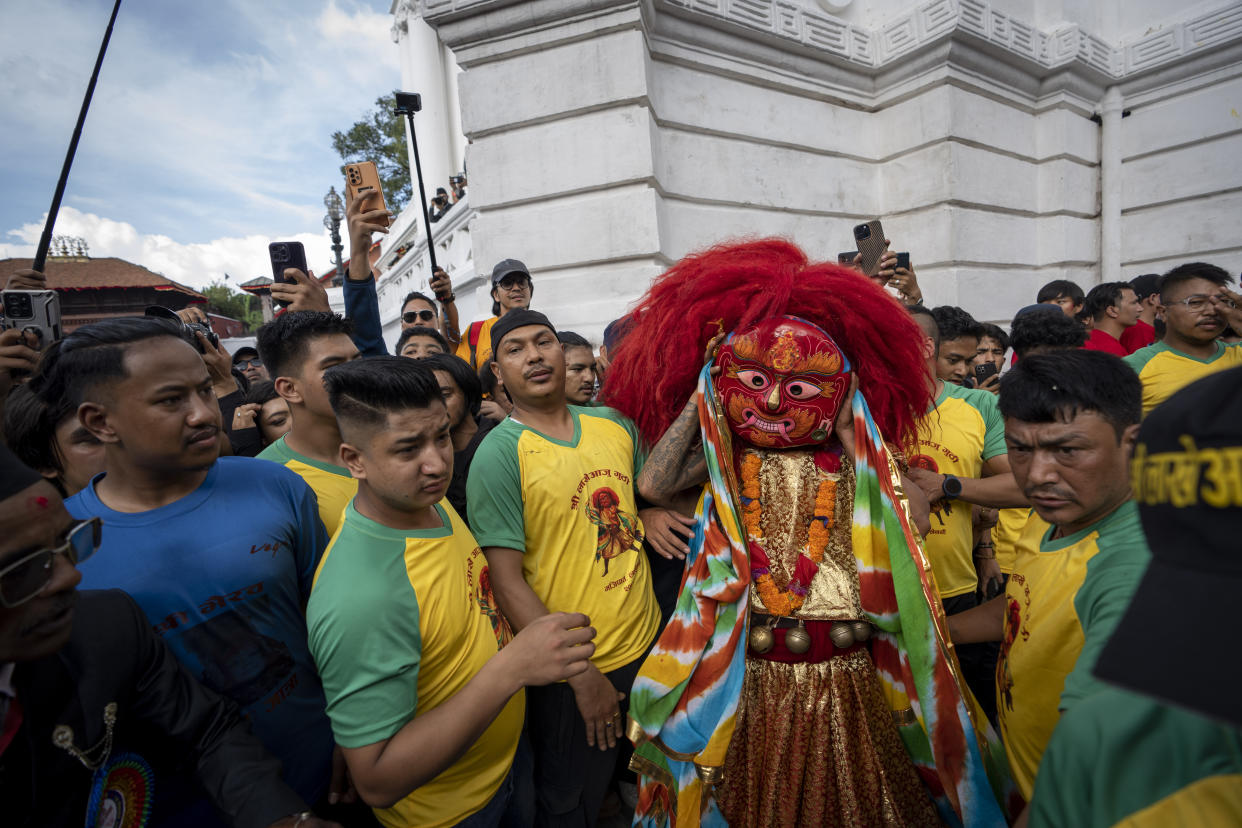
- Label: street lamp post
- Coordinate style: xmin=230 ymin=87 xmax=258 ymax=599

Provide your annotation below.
xmin=324 ymin=186 xmax=345 ymax=287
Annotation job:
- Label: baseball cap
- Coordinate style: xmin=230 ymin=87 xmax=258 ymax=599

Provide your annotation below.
xmin=1129 ymin=273 xmax=1161 ymax=301
xmin=232 ymin=346 xmax=259 ymax=364
xmin=489 ymin=309 xmax=556 ymax=354
xmin=491 ymin=259 xmax=531 ymax=286
xmin=1094 ymin=365 xmax=1242 ymax=726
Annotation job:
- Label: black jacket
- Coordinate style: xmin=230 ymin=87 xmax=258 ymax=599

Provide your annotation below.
xmin=1 ymin=589 xmax=305 ymax=828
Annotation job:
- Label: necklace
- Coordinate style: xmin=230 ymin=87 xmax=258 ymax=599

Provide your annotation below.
xmin=739 ymin=451 xmax=837 ymax=616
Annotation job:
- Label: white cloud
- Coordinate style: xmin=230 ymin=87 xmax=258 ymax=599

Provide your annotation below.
xmin=0 ymin=206 xmax=338 ymax=291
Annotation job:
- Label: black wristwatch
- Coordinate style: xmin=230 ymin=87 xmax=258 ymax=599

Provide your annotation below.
xmin=941 ymin=474 xmax=963 ymax=501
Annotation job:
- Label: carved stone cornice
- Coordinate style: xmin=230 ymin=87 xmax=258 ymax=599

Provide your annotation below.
xmin=416 ymin=0 xmax=1242 ymax=98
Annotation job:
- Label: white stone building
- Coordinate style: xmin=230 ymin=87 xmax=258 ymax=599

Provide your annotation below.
xmin=375 ymin=0 xmax=1242 ymax=343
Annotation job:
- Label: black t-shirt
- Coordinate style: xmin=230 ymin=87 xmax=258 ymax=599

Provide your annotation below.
xmin=447 ymin=416 xmax=497 ymax=529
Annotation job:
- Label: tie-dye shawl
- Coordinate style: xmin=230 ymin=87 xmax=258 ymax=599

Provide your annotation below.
xmin=627 ymin=362 xmax=1011 ymax=828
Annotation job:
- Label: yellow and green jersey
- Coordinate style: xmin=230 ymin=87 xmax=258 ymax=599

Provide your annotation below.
xmin=307 ymin=501 xmax=522 ymax=828
xmin=257 ymin=435 xmax=356 ymax=535
xmin=994 ymin=507 xmax=1050 ymax=575
xmin=1123 ymin=340 xmax=1242 ymax=416
xmin=911 ymin=382 xmax=1007 ymax=598
xmin=997 ymin=500 xmax=1150 ymax=799
xmin=1031 ymin=686 xmax=1242 ymax=828
xmin=467 ymin=405 xmax=660 ymax=674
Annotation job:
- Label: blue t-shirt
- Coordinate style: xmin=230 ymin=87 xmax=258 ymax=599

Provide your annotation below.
xmin=67 ymin=457 xmax=334 ymax=813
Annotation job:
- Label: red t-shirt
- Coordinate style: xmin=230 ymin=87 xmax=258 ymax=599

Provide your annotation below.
xmin=1120 ymin=319 xmax=1156 ymax=354
xmin=1084 ymin=328 xmax=1127 ymax=357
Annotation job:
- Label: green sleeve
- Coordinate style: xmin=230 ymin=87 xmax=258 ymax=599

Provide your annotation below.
xmin=587 ymin=405 xmax=647 ymax=477
xmin=975 ymin=391 xmax=1007 ymax=460
xmin=1028 ymin=705 xmax=1098 ymax=828
xmin=466 ymin=425 xmax=527 ymax=552
xmin=1060 ymin=531 xmax=1149 ymax=710
xmin=307 ymin=530 xmax=422 ymax=748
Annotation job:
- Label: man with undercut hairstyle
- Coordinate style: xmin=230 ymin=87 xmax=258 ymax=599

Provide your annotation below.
xmin=947 ymin=349 xmax=1150 ymax=806
xmin=1120 ymin=273 xmax=1161 ymax=354
xmin=308 ymin=356 xmax=597 ymax=828
xmin=1124 ymin=262 xmax=1242 ymax=415
xmin=35 ymin=317 xmax=338 ymax=824
xmin=1082 ymin=282 xmax=1142 ymax=357
xmin=467 ymin=309 xmax=664 ymax=826
xmin=256 ymin=311 xmax=361 ymax=535
xmin=930 ymin=305 xmax=986 ymax=386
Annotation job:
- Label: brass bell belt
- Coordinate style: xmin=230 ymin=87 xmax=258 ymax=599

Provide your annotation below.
xmin=748 ymin=612 xmax=875 ymax=662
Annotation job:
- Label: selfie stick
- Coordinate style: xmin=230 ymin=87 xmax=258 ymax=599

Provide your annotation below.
xmin=394 ymin=92 xmax=438 ymax=274
xmin=32 ymin=0 xmax=124 ymax=273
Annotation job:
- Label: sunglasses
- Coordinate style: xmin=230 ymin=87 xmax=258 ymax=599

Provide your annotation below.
xmin=235 ymin=358 xmax=263 ymax=370
xmin=0 ymin=517 xmax=101 ymax=608
xmin=403 ymin=309 xmax=436 ymax=324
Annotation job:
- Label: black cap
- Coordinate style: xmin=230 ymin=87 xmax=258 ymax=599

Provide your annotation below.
xmin=1129 ymin=273 xmax=1161 ymax=301
xmin=0 ymin=442 xmax=45 ymax=501
xmin=1094 ymin=365 xmax=1242 ymax=726
xmin=489 ymin=309 xmax=555 ymax=355
xmin=491 ymin=259 xmax=531 ymax=286
xmin=232 ymin=346 xmax=259 ymax=363
xmin=435 ymin=187 xmax=448 ymax=197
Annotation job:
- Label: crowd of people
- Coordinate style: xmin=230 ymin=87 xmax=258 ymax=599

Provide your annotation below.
xmin=0 ymin=181 xmax=1239 ymax=828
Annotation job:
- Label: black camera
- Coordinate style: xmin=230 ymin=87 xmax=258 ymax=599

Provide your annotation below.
xmin=144 ymin=305 xmax=218 ymax=354
xmin=393 ymin=91 xmax=422 ymax=115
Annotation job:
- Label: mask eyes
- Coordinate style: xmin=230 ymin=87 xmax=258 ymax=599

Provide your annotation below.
xmin=784 ymin=380 xmax=821 ymax=399
xmin=735 ymin=369 xmax=771 ymax=391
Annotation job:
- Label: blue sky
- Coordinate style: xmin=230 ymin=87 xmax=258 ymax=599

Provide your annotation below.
xmin=0 ymin=0 xmax=399 ymax=288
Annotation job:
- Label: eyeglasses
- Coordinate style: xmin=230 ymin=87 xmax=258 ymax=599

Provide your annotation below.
xmin=403 ymin=309 xmax=436 ymax=324
xmin=0 ymin=517 xmax=101 ymax=608
xmin=235 ymin=358 xmax=262 ymax=370
xmin=1169 ymin=294 xmax=1237 ymax=313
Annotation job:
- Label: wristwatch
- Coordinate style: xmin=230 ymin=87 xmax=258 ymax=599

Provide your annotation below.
xmin=941 ymin=474 xmax=963 ymax=501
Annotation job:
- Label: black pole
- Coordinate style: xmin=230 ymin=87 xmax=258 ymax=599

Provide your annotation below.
xmin=329 ymin=221 xmax=345 ymax=287
xmin=32 ymin=0 xmax=124 ymax=273
xmin=401 ymin=110 xmax=439 ymax=274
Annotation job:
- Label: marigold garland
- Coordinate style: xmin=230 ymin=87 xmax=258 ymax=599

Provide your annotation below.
xmin=737 ymin=451 xmax=837 ymax=616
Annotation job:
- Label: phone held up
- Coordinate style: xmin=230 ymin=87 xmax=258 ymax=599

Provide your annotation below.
xmin=268 ymin=241 xmax=309 ymax=309
xmin=973 ymin=361 xmax=999 ymax=388
xmin=1 ymin=289 xmax=62 ymax=350
xmin=853 ymin=219 xmax=887 ymax=277
xmin=345 ymin=161 xmax=391 ymax=229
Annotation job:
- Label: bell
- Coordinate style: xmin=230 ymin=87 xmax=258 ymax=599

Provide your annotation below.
xmin=749 ymin=623 xmax=775 ymax=654
xmin=785 ymin=621 xmax=812 ymax=654
xmin=810 ymin=428 xmax=829 ymax=442
xmin=829 ymin=622 xmax=856 ymax=649
xmin=850 ymin=620 xmax=873 ymax=642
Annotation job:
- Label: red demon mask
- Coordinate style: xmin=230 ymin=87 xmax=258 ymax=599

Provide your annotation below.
xmin=714 ymin=316 xmax=852 ymax=448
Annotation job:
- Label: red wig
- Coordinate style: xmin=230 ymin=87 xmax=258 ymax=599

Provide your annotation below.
xmin=601 ymin=239 xmax=931 ymax=448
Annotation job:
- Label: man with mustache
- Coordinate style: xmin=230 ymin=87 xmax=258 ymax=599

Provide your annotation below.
xmin=35 ymin=317 xmax=341 ymax=824
xmin=0 ymin=444 xmax=339 ymax=828
xmin=467 ymin=309 xmax=662 ymax=826
xmin=947 ymin=349 xmax=1150 ymax=806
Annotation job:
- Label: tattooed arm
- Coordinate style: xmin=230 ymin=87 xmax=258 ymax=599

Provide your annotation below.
xmin=637 ymin=396 xmax=708 ymax=507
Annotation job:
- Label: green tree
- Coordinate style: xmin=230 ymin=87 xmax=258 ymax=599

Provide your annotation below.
xmin=203 ymin=283 xmax=262 ymax=332
xmin=331 ymin=93 xmax=412 ymax=212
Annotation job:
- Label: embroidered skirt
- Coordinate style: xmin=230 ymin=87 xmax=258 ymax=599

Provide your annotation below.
xmin=717 ymin=649 xmax=943 ymax=828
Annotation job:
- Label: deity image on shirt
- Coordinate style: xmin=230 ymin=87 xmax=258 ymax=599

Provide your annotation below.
xmin=476 ymin=564 xmax=513 ymax=646
xmin=585 ymin=486 xmax=643 ymax=575
xmin=998 ymin=578 xmax=1030 ymax=713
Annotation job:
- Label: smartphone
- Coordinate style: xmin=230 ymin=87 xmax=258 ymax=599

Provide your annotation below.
xmin=853 ymin=220 xmax=887 ymax=277
xmin=974 ymin=361 xmax=999 ymax=386
xmin=838 ymin=251 xmax=858 ymax=266
xmin=1 ymin=289 xmax=62 ymax=349
xmin=895 ymin=252 xmax=910 ymax=271
xmin=268 ymin=242 xmax=309 ymax=309
xmin=344 ymin=161 xmax=391 ymax=228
